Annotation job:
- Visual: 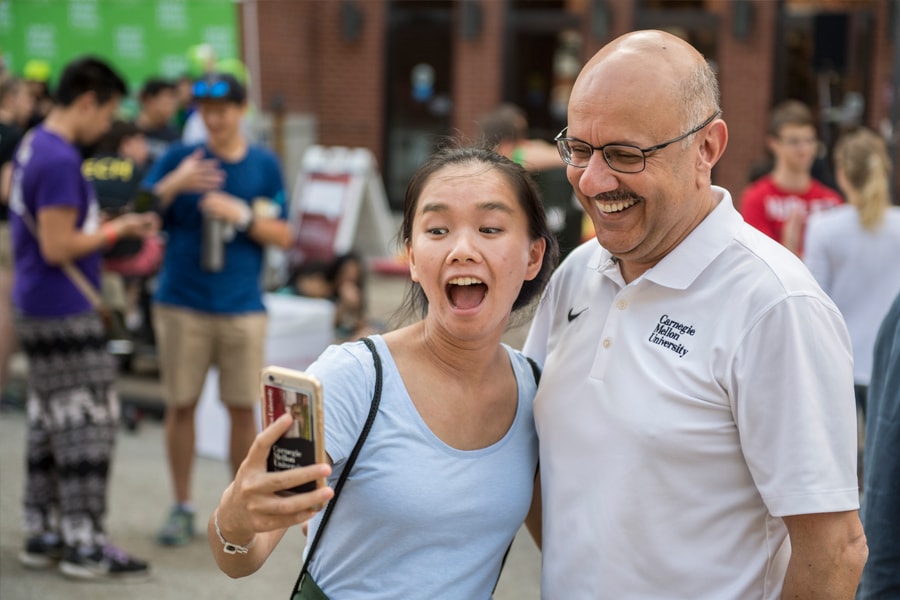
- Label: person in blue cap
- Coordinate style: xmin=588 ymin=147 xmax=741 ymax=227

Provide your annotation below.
xmin=143 ymin=71 xmax=293 ymax=547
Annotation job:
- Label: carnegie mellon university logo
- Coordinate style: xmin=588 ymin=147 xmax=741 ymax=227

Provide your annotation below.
xmin=647 ymin=314 xmax=695 ymax=358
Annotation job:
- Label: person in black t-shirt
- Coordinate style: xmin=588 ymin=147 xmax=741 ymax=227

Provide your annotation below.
xmin=0 ymin=76 xmax=35 ymax=397
xmin=84 ymin=120 xmax=162 ymax=342
xmin=133 ymin=77 xmax=180 ymax=166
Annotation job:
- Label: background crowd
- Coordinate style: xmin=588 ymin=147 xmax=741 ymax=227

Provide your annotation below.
xmin=0 ymin=53 xmax=376 ymax=583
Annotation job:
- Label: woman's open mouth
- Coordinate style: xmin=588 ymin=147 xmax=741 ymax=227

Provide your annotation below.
xmin=447 ymin=277 xmax=487 ymax=309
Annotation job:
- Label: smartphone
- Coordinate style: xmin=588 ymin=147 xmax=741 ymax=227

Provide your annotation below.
xmin=260 ymin=366 xmax=326 ymax=495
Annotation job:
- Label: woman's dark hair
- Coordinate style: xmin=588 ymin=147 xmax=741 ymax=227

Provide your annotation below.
xmin=394 ymin=143 xmax=559 ymax=325
xmin=326 ymin=251 xmax=366 ymax=289
xmin=139 ymin=76 xmax=177 ymax=101
xmin=54 ymin=56 xmax=127 ymax=107
xmin=327 ymin=251 xmax=367 ymax=312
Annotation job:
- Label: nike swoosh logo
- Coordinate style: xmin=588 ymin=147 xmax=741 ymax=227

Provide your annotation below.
xmin=567 ymin=307 xmax=588 ymax=322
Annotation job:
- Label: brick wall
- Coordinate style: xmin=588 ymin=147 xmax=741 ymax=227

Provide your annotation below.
xmin=716 ymin=0 xmax=779 ymax=203
xmin=255 ymin=0 xmax=315 ymax=113
xmin=868 ymin=0 xmax=900 ymax=198
xmin=869 ymin=0 xmax=893 ymax=131
xmin=250 ymin=0 xmax=895 ymax=203
xmin=312 ymin=1 xmax=386 ymax=165
xmin=255 ymin=0 xmax=386 ymax=167
xmin=453 ymin=0 xmax=505 ymax=140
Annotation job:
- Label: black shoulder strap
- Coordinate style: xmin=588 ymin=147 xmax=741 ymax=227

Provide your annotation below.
xmin=291 ymin=337 xmax=383 ymax=597
xmin=526 ymin=356 xmax=541 ymax=385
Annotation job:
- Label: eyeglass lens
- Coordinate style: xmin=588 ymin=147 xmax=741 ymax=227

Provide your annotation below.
xmin=559 ymin=140 xmax=646 ymax=173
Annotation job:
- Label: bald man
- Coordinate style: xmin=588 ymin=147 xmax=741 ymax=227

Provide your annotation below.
xmin=523 ymin=30 xmax=866 ymax=599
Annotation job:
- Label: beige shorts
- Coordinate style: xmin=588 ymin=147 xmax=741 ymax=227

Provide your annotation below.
xmin=152 ymin=304 xmax=268 ymax=408
xmin=0 ymin=222 xmax=12 ymax=270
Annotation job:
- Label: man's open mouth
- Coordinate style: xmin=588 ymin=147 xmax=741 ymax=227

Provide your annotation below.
xmin=597 ymin=197 xmax=640 ymax=213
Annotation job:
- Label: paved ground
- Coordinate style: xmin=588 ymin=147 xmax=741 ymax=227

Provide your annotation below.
xmin=0 ymin=272 xmax=541 ymax=599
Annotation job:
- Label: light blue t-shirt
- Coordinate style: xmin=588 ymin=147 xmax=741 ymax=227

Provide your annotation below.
xmin=304 ymin=335 xmax=539 ymax=600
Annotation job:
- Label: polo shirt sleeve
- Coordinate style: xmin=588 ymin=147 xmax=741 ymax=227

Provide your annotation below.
xmin=728 ymin=292 xmax=860 ymax=517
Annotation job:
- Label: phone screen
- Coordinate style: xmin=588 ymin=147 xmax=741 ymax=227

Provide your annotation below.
xmin=263 ymin=382 xmax=319 ymax=494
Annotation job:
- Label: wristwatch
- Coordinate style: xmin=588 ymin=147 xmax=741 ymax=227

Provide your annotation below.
xmin=234 ymin=203 xmax=255 ymax=233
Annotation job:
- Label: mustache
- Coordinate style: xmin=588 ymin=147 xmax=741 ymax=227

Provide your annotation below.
xmin=592 ymin=190 xmax=644 ymax=203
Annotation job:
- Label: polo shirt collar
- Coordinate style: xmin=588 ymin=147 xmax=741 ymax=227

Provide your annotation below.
xmin=590 ymin=186 xmax=743 ymax=290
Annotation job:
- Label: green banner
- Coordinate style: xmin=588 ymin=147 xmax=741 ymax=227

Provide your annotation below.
xmin=0 ymin=0 xmax=239 ymax=94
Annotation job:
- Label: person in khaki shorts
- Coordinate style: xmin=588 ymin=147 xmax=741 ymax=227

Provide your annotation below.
xmin=141 ymin=72 xmax=293 ymax=547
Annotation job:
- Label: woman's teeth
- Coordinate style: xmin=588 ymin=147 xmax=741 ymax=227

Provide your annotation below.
xmin=449 ymin=277 xmax=483 ymax=286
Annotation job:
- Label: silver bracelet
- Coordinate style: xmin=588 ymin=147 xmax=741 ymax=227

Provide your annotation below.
xmin=214 ymin=509 xmax=257 ymax=555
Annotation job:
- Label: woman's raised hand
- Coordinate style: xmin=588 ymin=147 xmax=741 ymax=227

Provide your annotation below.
xmin=215 ymin=413 xmax=334 ymax=543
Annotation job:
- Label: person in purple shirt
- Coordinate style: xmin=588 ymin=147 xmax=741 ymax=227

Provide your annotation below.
xmin=8 ymin=56 xmax=158 ymax=582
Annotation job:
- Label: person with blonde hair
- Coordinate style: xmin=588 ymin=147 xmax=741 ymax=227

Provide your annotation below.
xmin=804 ymin=127 xmax=900 ymax=444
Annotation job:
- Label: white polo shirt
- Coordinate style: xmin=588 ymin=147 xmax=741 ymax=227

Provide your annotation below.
xmin=524 ymin=187 xmax=860 ymax=600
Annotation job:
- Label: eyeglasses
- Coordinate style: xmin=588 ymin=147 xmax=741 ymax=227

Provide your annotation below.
xmin=192 ymin=79 xmax=231 ymax=99
xmin=554 ymin=110 xmax=721 ymax=173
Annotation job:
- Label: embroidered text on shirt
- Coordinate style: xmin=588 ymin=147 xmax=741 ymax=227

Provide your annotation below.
xmin=647 ymin=314 xmax=695 ymax=358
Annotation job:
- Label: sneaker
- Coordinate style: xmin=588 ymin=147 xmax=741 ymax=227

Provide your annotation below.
xmin=19 ymin=534 xmax=64 ymax=569
xmin=58 ymin=543 xmax=151 ymax=582
xmin=157 ymin=506 xmax=195 ymax=546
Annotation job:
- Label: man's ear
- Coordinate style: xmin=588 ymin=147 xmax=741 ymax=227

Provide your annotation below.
xmin=696 ymin=119 xmax=728 ymax=187
xmin=700 ymin=119 xmax=728 ymax=167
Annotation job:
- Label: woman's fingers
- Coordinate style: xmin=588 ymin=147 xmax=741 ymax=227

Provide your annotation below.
xmin=265 ymin=463 xmax=333 ymax=500
xmin=236 ymin=465 xmax=334 ymax=533
xmin=239 ymin=414 xmax=334 ymax=503
xmin=244 ymin=413 xmax=294 ymax=465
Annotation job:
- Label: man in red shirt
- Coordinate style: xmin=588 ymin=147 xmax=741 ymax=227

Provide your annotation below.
xmin=739 ymin=100 xmax=843 ymax=256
